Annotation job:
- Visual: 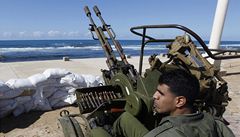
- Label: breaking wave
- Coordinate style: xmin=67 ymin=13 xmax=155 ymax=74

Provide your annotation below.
xmin=0 ymin=46 xmax=103 ymax=53
xmin=0 ymin=44 xmax=168 ymax=53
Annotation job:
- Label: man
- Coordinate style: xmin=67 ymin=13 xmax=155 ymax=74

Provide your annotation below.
xmin=91 ymin=69 xmax=235 ymax=137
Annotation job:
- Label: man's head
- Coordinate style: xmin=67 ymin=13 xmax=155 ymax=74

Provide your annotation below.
xmin=153 ymin=69 xmax=200 ymax=115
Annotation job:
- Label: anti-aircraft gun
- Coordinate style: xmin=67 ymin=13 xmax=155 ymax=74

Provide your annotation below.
xmin=58 ymin=6 xmax=240 ymax=137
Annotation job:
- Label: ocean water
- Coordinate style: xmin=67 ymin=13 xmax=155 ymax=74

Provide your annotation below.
xmin=0 ymin=40 xmax=239 ymax=62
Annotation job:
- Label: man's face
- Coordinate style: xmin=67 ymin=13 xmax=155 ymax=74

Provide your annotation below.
xmin=153 ymin=84 xmax=177 ymax=114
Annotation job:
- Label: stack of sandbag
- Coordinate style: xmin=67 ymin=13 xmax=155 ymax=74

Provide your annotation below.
xmin=0 ymin=80 xmax=18 ymax=118
xmin=0 ymin=68 xmax=103 ymax=118
xmin=0 ymin=79 xmax=35 ymax=118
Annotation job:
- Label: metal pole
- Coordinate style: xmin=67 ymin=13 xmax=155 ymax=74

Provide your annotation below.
xmin=209 ymin=0 xmax=229 ymax=69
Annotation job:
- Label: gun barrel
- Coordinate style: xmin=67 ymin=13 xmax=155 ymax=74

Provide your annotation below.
xmin=93 ymin=6 xmax=129 ymax=65
xmin=84 ymin=6 xmax=118 ymax=74
xmin=92 ymin=6 xmax=138 ymax=82
xmin=93 ymin=5 xmax=101 ymax=16
xmin=84 ymin=6 xmax=138 ymax=83
xmin=84 ymin=6 xmax=91 ymax=17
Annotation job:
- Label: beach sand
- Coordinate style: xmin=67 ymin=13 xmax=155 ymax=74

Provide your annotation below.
xmin=0 ymin=56 xmax=156 ymax=82
xmin=0 ymin=57 xmax=239 ymax=136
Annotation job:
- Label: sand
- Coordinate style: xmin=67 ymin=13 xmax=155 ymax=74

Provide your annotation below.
xmin=0 ymin=56 xmax=156 ymax=82
xmin=0 ymin=57 xmax=239 ymax=137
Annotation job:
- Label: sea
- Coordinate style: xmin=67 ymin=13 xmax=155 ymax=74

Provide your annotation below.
xmin=0 ymin=40 xmax=240 ymax=62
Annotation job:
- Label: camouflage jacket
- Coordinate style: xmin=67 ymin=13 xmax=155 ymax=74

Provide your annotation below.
xmin=144 ymin=112 xmax=235 ymax=137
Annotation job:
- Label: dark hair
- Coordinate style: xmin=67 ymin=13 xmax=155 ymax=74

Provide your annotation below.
xmin=159 ymin=69 xmax=200 ymax=106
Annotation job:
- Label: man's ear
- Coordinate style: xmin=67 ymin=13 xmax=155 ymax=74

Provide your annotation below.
xmin=175 ymin=96 xmax=187 ymax=108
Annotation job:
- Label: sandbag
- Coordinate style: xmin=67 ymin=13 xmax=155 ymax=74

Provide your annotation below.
xmin=6 ymin=78 xmax=34 ymax=90
xmin=0 ymin=89 xmax=23 ymax=99
xmin=0 ymin=99 xmax=16 ymax=108
xmin=0 ymin=99 xmax=17 ymax=118
xmin=34 ymin=98 xmax=52 ymax=111
xmin=52 ymin=101 xmax=69 ymax=108
xmin=43 ymin=68 xmax=71 ymax=79
xmin=82 ymin=74 xmax=103 ymax=87
xmin=48 ymin=89 xmax=69 ymax=100
xmin=28 ymin=73 xmax=48 ymax=87
xmin=0 ymin=81 xmax=11 ymax=92
xmin=32 ymin=88 xmax=45 ymax=107
xmin=42 ymin=86 xmax=58 ymax=98
xmin=50 ymin=94 xmax=76 ymax=108
xmin=0 ymin=82 xmax=15 ymax=99
xmin=15 ymin=96 xmax=32 ymax=104
xmin=13 ymin=105 xmax=25 ymax=117
xmin=68 ymin=88 xmax=76 ymax=94
xmin=23 ymin=99 xmax=35 ymax=112
xmin=63 ymin=93 xmax=76 ymax=104
xmin=60 ymin=73 xmax=87 ymax=88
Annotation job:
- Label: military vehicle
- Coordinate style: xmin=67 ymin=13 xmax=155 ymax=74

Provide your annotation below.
xmin=58 ymin=6 xmax=240 ymax=137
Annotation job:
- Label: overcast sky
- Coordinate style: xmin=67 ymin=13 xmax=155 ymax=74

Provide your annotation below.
xmin=0 ymin=0 xmax=239 ymax=40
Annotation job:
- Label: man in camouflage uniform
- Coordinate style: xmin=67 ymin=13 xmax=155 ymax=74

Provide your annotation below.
xmin=91 ymin=69 xmax=235 ymax=137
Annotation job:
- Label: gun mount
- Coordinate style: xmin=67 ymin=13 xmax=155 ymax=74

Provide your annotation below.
xmin=58 ymin=6 xmax=240 ymax=137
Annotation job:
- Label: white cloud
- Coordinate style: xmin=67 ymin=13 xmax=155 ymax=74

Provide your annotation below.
xmin=47 ymin=30 xmax=61 ymax=37
xmin=68 ymin=31 xmax=80 ymax=37
xmin=19 ymin=31 xmax=28 ymax=37
xmin=62 ymin=32 xmax=67 ymax=36
xmin=0 ymin=30 xmax=84 ymax=40
xmin=33 ymin=31 xmax=44 ymax=37
xmin=19 ymin=31 xmax=26 ymax=35
xmin=3 ymin=32 xmax=13 ymax=37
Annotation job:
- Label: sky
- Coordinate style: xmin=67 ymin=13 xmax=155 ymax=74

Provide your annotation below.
xmin=0 ymin=0 xmax=239 ymax=40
